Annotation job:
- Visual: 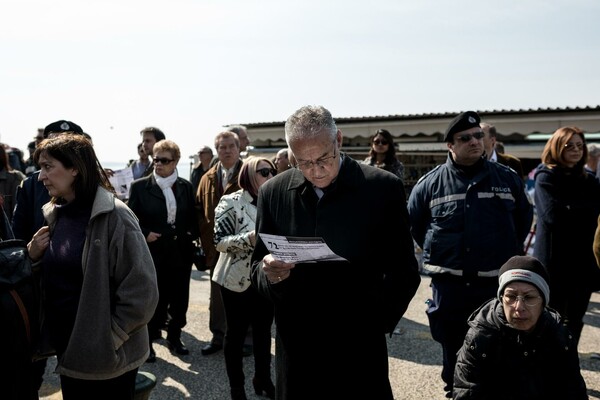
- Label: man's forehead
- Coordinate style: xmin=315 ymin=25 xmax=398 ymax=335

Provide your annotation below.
xmin=217 ymin=138 xmax=237 ymax=146
xmin=454 ymin=126 xmax=482 ymax=137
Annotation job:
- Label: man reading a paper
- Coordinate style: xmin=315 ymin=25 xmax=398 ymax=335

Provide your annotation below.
xmin=251 ymin=105 xmax=421 ymax=400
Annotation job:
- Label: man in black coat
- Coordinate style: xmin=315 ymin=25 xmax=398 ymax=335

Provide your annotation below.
xmin=251 ymin=105 xmax=421 ymax=400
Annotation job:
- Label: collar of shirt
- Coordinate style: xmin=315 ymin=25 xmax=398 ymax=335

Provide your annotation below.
xmin=490 ymin=149 xmax=498 ymax=162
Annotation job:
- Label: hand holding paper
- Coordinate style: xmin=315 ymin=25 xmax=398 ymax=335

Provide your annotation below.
xmin=259 ymin=233 xmax=347 ymax=264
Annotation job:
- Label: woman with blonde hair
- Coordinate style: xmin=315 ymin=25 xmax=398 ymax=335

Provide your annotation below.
xmin=533 ymin=126 xmax=600 ymax=346
xmin=213 ymin=156 xmax=276 ymax=400
xmin=128 ymin=139 xmax=199 ymax=362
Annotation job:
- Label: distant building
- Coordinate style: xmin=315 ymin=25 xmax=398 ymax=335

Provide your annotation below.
xmin=233 ymin=106 xmax=600 ymax=195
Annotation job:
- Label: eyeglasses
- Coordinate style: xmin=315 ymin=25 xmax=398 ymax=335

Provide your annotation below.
xmin=502 ymin=293 xmax=542 ymax=307
xmin=295 ymin=143 xmax=338 ymax=171
xmin=564 ymin=142 xmax=584 ymax=151
xmin=456 ymin=131 xmax=484 ymax=143
xmin=373 ymin=139 xmax=388 ymax=145
xmin=256 ymin=168 xmax=277 ymax=177
xmin=153 ymin=157 xmax=174 ymax=165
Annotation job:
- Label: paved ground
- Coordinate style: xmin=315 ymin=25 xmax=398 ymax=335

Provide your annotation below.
xmin=40 ymin=270 xmax=600 ymax=400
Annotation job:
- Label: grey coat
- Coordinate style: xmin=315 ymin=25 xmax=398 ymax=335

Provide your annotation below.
xmin=42 ymin=187 xmax=158 ymax=380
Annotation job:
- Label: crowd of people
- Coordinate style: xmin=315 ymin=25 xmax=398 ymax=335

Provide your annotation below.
xmin=1 ymin=106 xmax=599 ymax=400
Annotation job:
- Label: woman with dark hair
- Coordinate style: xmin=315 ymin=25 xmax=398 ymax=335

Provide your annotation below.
xmin=533 ymin=126 xmax=600 ymax=347
xmin=213 ymin=156 xmax=276 ymax=400
xmin=27 ymin=134 xmax=158 ymax=400
xmin=0 ymin=144 xmax=26 ymax=225
xmin=363 ymin=129 xmax=404 ymax=180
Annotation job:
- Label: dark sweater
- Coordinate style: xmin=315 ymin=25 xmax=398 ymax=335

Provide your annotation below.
xmin=43 ymin=200 xmax=91 ymax=354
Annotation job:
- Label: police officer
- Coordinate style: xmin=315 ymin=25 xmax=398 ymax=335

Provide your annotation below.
xmin=407 ymin=111 xmax=533 ymax=398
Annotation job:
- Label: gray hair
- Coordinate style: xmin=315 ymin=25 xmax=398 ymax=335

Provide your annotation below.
xmin=227 ymin=125 xmax=247 ymax=136
xmin=480 ymin=122 xmax=497 ymax=138
xmin=214 ymin=131 xmax=240 ymax=149
xmin=277 ymin=148 xmax=289 ymax=158
xmin=588 ymin=143 xmax=600 ymax=157
xmin=285 ymin=105 xmax=337 ymax=144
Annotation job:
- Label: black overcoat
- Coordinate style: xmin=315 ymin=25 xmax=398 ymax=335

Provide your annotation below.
xmin=251 ymin=154 xmax=420 ymax=400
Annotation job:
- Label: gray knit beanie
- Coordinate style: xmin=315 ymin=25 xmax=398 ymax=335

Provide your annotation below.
xmin=497 ymin=255 xmax=550 ymax=305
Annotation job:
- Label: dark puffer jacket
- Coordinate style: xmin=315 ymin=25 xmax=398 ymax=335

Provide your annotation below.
xmin=453 ymin=299 xmax=588 ymax=400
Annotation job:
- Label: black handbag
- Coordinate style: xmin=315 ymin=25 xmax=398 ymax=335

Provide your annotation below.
xmin=0 ymin=239 xmax=40 ymax=357
xmin=0 ymin=211 xmax=55 ymax=361
xmin=193 ymin=239 xmax=208 ymax=271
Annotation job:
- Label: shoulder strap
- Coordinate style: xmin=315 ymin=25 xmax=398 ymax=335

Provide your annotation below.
xmin=1 ymin=204 xmax=15 ymax=240
xmin=8 ymin=289 xmax=31 ymax=344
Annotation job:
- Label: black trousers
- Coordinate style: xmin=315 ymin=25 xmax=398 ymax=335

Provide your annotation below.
xmin=220 ymin=284 xmax=274 ymax=388
xmin=549 ymin=283 xmax=593 ymax=346
xmin=60 ymin=368 xmax=138 ymax=400
xmin=426 ymin=276 xmax=497 ymax=390
xmin=148 ymin=250 xmax=192 ymax=341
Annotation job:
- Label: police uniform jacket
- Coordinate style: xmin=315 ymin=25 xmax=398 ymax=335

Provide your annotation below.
xmin=408 ymin=153 xmax=533 ymax=278
xmin=496 ymin=152 xmax=524 ymax=180
xmin=453 ymin=299 xmax=587 ymax=399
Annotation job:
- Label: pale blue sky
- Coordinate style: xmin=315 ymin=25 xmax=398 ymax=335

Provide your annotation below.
xmin=1 ymin=0 xmax=598 ymax=174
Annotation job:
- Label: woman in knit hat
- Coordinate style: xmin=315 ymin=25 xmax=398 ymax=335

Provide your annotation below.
xmin=453 ymin=255 xmax=588 ymax=399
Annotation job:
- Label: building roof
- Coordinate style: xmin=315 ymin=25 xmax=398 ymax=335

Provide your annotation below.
xmin=236 ymin=105 xmax=600 ymax=160
xmin=237 ymin=105 xmax=600 ymax=130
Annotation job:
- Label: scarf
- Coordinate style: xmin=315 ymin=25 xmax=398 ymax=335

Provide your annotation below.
xmin=154 ymin=170 xmax=178 ymax=224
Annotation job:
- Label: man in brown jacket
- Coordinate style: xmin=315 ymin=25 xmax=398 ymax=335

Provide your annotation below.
xmin=196 ymin=130 xmax=242 ymax=355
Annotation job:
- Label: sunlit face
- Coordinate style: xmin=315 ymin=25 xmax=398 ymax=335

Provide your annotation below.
xmin=274 ymin=151 xmax=289 ymax=173
xmin=501 ymin=282 xmax=543 ymax=332
xmin=448 ymin=127 xmax=485 ymax=166
xmin=481 ymin=126 xmax=496 ymax=158
xmin=152 ymin=150 xmax=178 ymax=178
xmin=562 ymin=134 xmax=584 ymax=168
xmin=238 ymin=130 xmax=250 ymax=152
xmin=217 ymin=137 xmax=240 ymax=169
xmin=372 ymin=134 xmax=390 ymax=154
xmin=138 ymin=145 xmax=148 ymax=161
xmin=142 ymin=132 xmax=157 ymax=156
xmin=37 ymin=152 xmax=78 ymax=202
xmin=290 ymin=130 xmax=342 ymax=189
xmin=199 ymin=149 xmax=213 ymax=164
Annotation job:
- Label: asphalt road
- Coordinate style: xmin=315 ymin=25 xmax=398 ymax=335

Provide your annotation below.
xmin=40 ymin=271 xmax=600 ymax=400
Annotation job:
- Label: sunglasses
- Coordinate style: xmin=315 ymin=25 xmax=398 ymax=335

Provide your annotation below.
xmin=564 ymin=142 xmax=584 ymax=151
xmin=153 ymin=157 xmax=174 ymax=165
xmin=256 ymin=168 xmax=277 ymax=177
xmin=373 ymin=139 xmax=388 ymax=145
xmin=456 ymin=131 xmax=484 ymax=143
